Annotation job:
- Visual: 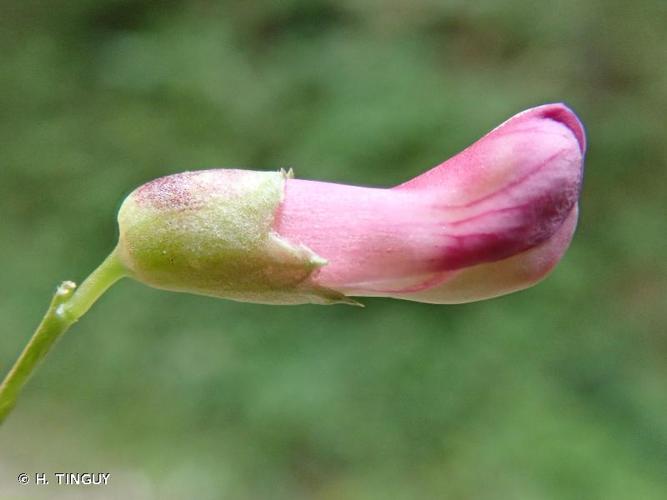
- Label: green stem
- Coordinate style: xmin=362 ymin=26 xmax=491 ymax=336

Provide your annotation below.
xmin=0 ymin=250 xmax=126 ymax=424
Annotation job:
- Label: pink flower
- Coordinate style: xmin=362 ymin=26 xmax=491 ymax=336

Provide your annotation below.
xmin=274 ymin=103 xmax=585 ymax=303
xmin=117 ymin=103 xmax=585 ymax=305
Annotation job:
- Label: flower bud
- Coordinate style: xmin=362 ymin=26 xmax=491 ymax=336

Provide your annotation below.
xmin=116 ymin=103 xmax=585 ymax=305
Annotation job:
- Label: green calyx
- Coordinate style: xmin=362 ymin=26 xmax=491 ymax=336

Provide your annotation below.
xmin=116 ymin=168 xmax=353 ymax=305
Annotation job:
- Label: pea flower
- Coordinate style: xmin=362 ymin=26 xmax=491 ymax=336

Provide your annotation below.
xmin=0 ymin=103 xmax=586 ymax=423
xmin=117 ymin=103 xmax=585 ymax=305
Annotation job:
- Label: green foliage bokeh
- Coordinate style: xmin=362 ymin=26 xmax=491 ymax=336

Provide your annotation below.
xmin=1 ymin=1 xmax=666 ymax=499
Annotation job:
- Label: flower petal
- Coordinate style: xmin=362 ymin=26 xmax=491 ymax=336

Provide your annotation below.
xmin=275 ymin=103 xmax=585 ymax=302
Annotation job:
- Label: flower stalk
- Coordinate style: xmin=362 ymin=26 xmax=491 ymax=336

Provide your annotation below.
xmin=0 ymin=252 xmax=126 ymax=424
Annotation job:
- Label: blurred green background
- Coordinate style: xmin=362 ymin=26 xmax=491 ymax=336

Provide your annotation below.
xmin=1 ymin=1 xmax=666 ymax=498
